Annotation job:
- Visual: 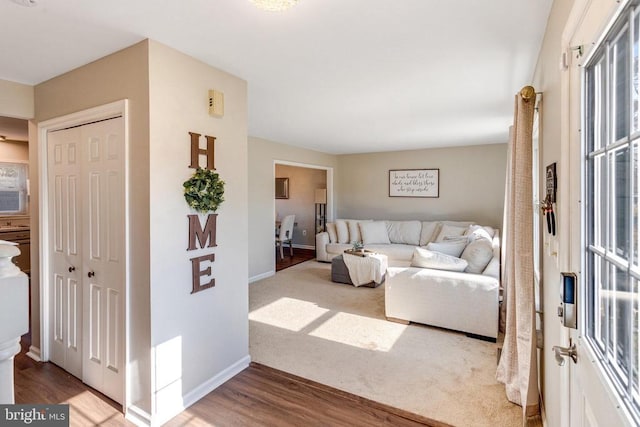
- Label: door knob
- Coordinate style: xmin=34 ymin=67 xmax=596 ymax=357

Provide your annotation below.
xmin=68 ymin=266 xmax=76 ymax=272
xmin=88 ymin=271 xmax=95 ymax=278
xmin=552 ymin=341 xmax=577 ymax=366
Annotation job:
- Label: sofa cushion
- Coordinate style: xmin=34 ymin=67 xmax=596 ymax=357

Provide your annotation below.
xmin=435 ymin=224 xmax=467 ymax=242
xmin=386 ymin=220 xmax=421 ymax=245
xmin=346 ymin=219 xmax=367 ymax=243
xmin=461 ymin=238 xmax=494 ymax=274
xmin=366 ymin=244 xmax=416 ymax=261
xmin=326 ymin=223 xmax=338 ymax=243
xmin=411 ymin=247 xmax=468 ymax=272
xmin=360 ymin=221 xmax=391 ymax=244
xmin=326 ymin=243 xmax=353 ymax=254
xmin=419 ymin=221 xmax=440 ymax=246
xmin=426 ymin=239 xmax=467 ymax=257
xmin=335 ymin=220 xmax=350 ymax=244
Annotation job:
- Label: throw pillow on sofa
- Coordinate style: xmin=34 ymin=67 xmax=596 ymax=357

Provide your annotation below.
xmin=411 ymin=247 xmax=468 ymax=272
xmin=335 ymin=220 xmax=350 ymax=244
xmin=460 ymin=238 xmax=494 ymax=274
xmin=348 ymin=219 xmax=371 ymax=243
xmin=360 ymin=221 xmax=391 ymax=244
xmin=466 ymin=224 xmax=495 ymax=242
xmin=326 ymin=222 xmax=338 ymax=243
xmin=426 ymin=238 xmax=468 ymax=257
xmin=435 ymin=224 xmax=468 ymax=242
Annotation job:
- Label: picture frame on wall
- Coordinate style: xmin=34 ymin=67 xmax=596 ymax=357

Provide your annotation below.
xmin=275 ymin=177 xmax=289 ymax=199
xmin=389 ymin=169 xmax=439 ymax=198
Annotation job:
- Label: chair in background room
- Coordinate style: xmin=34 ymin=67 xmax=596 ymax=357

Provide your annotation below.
xmin=276 ymin=214 xmax=295 ymax=260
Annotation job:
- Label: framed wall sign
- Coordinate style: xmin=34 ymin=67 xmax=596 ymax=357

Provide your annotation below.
xmin=389 ymin=169 xmax=439 ymax=198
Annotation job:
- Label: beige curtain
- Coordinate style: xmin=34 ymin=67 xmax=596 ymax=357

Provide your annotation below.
xmin=496 ymin=86 xmax=539 ymax=422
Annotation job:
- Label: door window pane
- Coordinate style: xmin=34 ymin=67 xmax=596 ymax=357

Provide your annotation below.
xmin=633 ymin=278 xmax=638 ymax=401
xmin=634 ymin=12 xmax=640 ymax=132
xmin=612 ymin=147 xmax=631 ymax=258
xmin=613 ymin=266 xmax=632 ymax=382
xmin=613 ymin=28 xmax=630 ymax=141
xmin=635 ymin=142 xmax=639 ymax=266
xmin=594 ymin=154 xmax=607 ymax=248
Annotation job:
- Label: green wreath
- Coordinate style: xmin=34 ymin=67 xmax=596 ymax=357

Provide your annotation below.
xmin=183 ymin=167 xmax=225 ymax=213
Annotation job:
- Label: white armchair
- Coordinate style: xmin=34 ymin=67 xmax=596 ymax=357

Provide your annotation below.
xmin=276 ymin=214 xmax=295 ymax=259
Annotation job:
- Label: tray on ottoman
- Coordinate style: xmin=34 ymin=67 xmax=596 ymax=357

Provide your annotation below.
xmin=331 ymin=254 xmax=384 ymax=288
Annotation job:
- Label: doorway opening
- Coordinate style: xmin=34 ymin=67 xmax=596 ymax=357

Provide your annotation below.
xmin=273 ymin=161 xmax=333 ymax=271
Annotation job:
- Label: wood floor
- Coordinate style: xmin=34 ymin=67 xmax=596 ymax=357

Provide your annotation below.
xmin=14 ymin=336 xmax=443 ymax=426
xmin=275 ymin=247 xmax=315 ymax=271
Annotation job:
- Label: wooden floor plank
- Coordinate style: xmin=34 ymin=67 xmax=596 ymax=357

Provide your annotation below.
xmin=275 ymin=247 xmax=315 ymax=271
xmin=14 ymin=336 xmax=445 ymax=427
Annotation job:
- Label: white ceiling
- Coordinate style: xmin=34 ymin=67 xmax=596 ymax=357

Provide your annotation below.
xmin=0 ymin=0 xmax=552 ymax=154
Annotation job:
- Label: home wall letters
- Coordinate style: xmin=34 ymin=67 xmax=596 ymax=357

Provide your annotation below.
xmin=186 ymin=132 xmax=219 ymax=294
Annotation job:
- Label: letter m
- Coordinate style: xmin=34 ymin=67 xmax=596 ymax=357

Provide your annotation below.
xmin=187 ymin=214 xmax=218 ymax=250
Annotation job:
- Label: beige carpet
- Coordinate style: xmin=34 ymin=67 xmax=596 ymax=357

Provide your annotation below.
xmin=249 ymin=260 xmax=522 ymax=427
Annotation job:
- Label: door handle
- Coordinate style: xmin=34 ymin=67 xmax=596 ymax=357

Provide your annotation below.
xmin=88 ymin=271 xmax=95 ymax=278
xmin=68 ymin=266 xmax=76 ymax=272
xmin=552 ymin=341 xmax=577 ymax=366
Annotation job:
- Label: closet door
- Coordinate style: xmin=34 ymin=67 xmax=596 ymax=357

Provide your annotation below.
xmin=48 ymin=127 xmax=83 ymax=379
xmin=47 ymin=116 xmax=125 ymax=405
xmin=80 ymin=117 xmax=125 ymax=404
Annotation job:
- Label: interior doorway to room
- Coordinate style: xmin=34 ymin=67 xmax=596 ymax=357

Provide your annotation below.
xmin=274 ymin=162 xmax=331 ymax=271
xmin=0 ymin=116 xmax=32 ymax=346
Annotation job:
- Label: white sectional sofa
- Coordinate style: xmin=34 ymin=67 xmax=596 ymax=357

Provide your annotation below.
xmin=316 ymin=219 xmax=501 ymax=340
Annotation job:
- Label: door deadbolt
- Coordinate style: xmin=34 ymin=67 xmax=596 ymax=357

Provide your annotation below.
xmin=552 ymin=341 xmax=577 ymax=366
xmin=88 ymin=271 xmax=95 ymax=278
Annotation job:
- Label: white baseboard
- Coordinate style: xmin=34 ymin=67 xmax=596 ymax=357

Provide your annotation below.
xmin=125 ymin=405 xmax=152 ymax=427
xmin=292 ymin=244 xmax=315 ymax=250
xmin=26 ymin=346 xmax=41 ymax=362
xmin=249 ymin=271 xmax=275 ymax=283
xmin=153 ymin=355 xmax=251 ymax=426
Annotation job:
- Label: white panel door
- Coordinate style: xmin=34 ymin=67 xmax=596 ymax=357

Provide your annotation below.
xmin=80 ymin=118 xmax=125 ymax=405
xmin=46 ymin=116 xmax=125 ymax=405
xmin=47 ymin=127 xmax=83 ymax=379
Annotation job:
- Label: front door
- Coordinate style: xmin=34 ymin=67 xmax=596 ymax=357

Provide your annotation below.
xmin=559 ymin=1 xmax=639 ymax=425
xmin=47 ymin=116 xmax=125 ymax=405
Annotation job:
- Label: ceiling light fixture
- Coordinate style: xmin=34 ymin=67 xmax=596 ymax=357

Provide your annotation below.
xmin=250 ymin=0 xmax=300 ymax=12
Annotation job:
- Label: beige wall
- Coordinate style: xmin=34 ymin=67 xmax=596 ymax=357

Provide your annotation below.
xmin=275 ymin=164 xmax=327 ymax=247
xmin=147 ymin=40 xmax=248 ymax=423
xmin=248 ymin=137 xmax=338 ymax=280
xmin=337 ymin=143 xmax=507 ymax=228
xmin=0 ymin=140 xmax=28 ymax=162
xmin=34 ymin=40 xmax=152 ymax=414
xmin=0 ymin=79 xmax=34 ymax=119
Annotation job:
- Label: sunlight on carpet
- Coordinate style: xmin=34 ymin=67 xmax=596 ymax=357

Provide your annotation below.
xmin=249 ymin=261 xmax=523 ymax=427
xmin=308 ymin=311 xmax=407 ymax=352
xmin=249 ymin=297 xmax=330 ymax=332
